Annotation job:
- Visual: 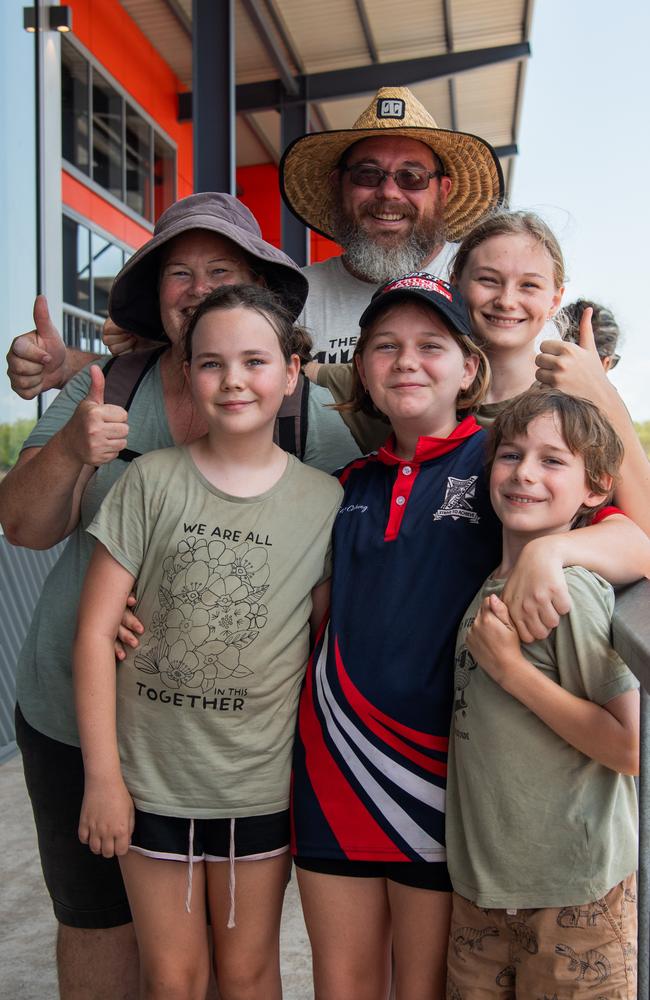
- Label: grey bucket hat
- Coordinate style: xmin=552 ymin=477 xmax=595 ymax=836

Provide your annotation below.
xmin=109 ymin=192 xmax=309 ymax=340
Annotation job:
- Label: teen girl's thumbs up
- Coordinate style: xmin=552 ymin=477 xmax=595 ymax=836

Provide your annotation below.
xmin=535 ymin=306 xmax=604 ymax=399
xmin=61 ymin=364 xmax=130 ymax=466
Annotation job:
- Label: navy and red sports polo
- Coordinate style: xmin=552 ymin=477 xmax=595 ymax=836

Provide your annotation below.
xmin=292 ymin=415 xmax=502 ymax=863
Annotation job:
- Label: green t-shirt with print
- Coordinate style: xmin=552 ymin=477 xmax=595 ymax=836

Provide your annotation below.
xmin=88 ymin=446 xmax=342 ymax=818
xmin=446 ymin=566 xmax=638 ymax=909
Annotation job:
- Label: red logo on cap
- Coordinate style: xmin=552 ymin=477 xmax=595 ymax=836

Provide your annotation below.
xmin=384 ymin=274 xmax=453 ymax=302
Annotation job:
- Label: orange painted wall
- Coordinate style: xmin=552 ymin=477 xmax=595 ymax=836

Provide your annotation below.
xmin=62 ymin=171 xmax=153 ymax=249
xmin=237 ymin=163 xmax=341 ymax=263
xmin=62 ymin=0 xmax=193 ymax=247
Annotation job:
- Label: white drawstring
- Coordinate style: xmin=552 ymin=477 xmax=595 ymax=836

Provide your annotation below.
xmin=227 ymin=817 xmax=236 ymax=928
xmin=185 ymin=818 xmax=195 ymax=913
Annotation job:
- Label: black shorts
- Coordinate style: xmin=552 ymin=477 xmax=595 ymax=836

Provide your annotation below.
xmin=131 ymin=808 xmax=290 ymax=862
xmin=294 ymin=856 xmax=453 ymax=892
xmin=15 ymin=704 xmax=132 ymax=929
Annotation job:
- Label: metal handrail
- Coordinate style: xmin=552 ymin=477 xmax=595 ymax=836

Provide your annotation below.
xmin=613 ymin=579 xmax=650 ymax=998
xmin=61 ymin=303 xmax=107 ymax=355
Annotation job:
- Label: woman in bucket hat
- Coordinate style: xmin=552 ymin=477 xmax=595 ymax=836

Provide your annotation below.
xmin=0 ymin=192 xmax=359 ymax=1000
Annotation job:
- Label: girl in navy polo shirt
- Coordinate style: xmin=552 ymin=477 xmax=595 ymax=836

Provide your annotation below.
xmin=291 ymin=274 xmax=650 ymax=1000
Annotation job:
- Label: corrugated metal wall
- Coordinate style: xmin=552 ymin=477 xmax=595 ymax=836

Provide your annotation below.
xmin=0 ymin=537 xmax=64 ymax=761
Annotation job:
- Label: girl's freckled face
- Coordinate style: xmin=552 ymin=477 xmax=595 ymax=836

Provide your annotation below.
xmin=186 ymin=306 xmax=296 ymax=437
xmin=457 ymin=234 xmax=563 ymax=353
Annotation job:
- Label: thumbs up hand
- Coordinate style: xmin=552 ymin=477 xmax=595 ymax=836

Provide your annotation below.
xmin=62 ymin=365 xmax=130 ymax=466
xmin=535 ymin=306 xmax=605 ymax=400
xmin=6 ymin=296 xmax=70 ymax=399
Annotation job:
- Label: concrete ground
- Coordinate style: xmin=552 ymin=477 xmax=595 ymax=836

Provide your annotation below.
xmin=0 ymin=753 xmax=314 ymax=1000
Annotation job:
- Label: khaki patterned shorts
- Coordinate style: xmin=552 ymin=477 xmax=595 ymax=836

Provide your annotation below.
xmin=447 ymin=874 xmax=637 ymax=999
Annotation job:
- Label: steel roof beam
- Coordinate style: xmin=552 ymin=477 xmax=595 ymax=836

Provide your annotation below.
xmin=260 ymin=0 xmax=331 ymax=131
xmin=263 ymin=0 xmax=303 ymax=71
xmin=353 ymin=0 xmax=379 ymax=64
xmin=242 ymin=113 xmax=280 ymax=164
xmin=193 ymin=0 xmax=235 ymax=193
xmin=240 ymin=0 xmax=299 ymax=97
xmin=161 ymin=0 xmax=192 ymax=37
xmin=441 ymin=0 xmax=458 ymax=131
xmin=281 ymin=101 xmax=310 ymax=264
xmin=236 ymin=42 xmax=531 ymax=112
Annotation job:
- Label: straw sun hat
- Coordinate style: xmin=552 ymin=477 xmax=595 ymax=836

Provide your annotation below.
xmin=280 ymin=87 xmax=504 ymax=244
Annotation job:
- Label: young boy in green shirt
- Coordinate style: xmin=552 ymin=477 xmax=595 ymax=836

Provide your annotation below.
xmin=446 ymin=387 xmax=639 ymax=999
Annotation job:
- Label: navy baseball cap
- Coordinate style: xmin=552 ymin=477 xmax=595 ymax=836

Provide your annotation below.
xmin=358 ymin=272 xmax=473 ymax=339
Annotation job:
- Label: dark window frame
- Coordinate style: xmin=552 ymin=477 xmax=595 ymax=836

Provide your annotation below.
xmin=61 ymin=35 xmax=177 ymax=225
xmin=62 ymin=209 xmax=133 ymax=320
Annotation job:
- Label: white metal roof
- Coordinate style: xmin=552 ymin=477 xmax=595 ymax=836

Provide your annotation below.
xmin=120 ymin=0 xmax=534 ymax=190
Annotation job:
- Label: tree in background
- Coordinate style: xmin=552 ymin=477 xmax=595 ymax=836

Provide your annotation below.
xmin=635 ymin=423 xmax=650 ymax=459
xmin=0 ymin=419 xmax=36 ymax=472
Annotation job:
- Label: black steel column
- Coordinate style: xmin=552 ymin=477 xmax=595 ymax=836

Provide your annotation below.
xmin=192 ymin=0 xmax=235 ymax=193
xmin=281 ymin=100 xmax=309 ymax=266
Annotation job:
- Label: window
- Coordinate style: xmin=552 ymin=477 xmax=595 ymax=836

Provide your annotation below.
xmin=61 ymin=37 xmax=176 ymax=223
xmin=61 ymin=40 xmax=90 ymax=174
xmin=126 ymin=104 xmax=152 ymax=219
xmin=92 ymin=71 xmax=123 ymax=203
xmin=62 ymin=215 xmax=129 ymax=319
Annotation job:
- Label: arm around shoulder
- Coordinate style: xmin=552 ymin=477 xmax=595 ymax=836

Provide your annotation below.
xmin=502 ymin=513 xmax=650 ymax=643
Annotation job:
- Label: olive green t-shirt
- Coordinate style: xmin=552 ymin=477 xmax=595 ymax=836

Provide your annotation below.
xmin=88 ymin=447 xmax=342 ymax=818
xmin=15 ymin=360 xmax=356 ymax=749
xmin=446 ymin=567 xmax=638 ymax=908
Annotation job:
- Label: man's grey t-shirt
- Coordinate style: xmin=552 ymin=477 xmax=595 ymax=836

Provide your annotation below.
xmin=299 ymin=243 xmax=457 ymax=363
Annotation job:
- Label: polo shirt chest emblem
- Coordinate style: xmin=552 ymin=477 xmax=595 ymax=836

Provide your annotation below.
xmin=433 ymin=476 xmax=480 ymax=524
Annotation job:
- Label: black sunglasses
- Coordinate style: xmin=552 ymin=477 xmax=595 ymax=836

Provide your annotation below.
xmin=340 ymin=163 xmax=444 ymax=192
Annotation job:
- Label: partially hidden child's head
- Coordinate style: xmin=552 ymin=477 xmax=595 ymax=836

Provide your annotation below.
xmin=488 ymin=388 xmax=624 ymax=531
xmin=450 ymin=211 xmax=566 ymax=352
xmin=183 ymin=284 xmax=312 ymax=365
xmin=554 ymin=299 xmax=622 ymax=372
xmin=343 ymin=272 xmax=490 ymax=421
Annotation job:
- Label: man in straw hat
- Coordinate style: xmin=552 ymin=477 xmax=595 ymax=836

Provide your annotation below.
xmin=281 ymin=85 xmax=504 ymax=363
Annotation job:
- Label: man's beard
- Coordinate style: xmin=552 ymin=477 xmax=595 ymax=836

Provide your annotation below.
xmin=331 ymin=201 xmax=447 ymax=284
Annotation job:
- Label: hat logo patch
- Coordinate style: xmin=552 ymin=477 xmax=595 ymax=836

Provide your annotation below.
xmin=377 ymin=99 xmax=405 ymax=120
xmin=384 ymin=274 xmax=453 ymax=302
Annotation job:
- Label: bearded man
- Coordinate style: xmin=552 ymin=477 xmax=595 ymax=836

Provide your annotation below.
xmin=280 ymin=85 xmax=504 ymax=362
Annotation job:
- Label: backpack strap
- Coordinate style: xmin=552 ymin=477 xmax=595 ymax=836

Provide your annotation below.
xmin=273 ymin=373 xmax=309 ymax=461
xmin=102 ymin=345 xmax=166 ymax=463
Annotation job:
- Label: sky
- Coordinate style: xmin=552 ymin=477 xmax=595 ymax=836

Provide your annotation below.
xmin=2 ymin=0 xmax=649 ymax=424
xmin=511 ymin=0 xmax=650 ymax=421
